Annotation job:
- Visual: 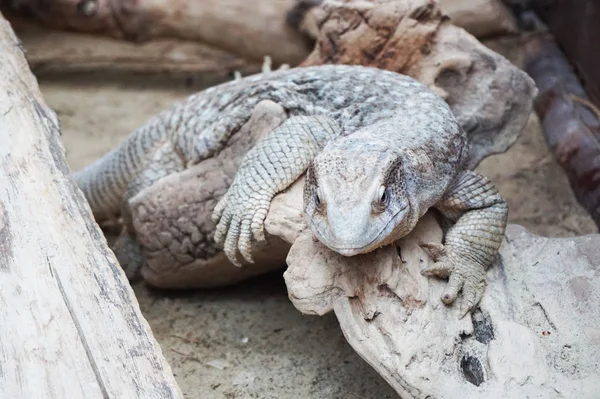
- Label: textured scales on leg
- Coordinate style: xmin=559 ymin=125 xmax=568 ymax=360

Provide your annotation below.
xmin=112 ymin=228 xmax=146 ymax=281
xmin=421 ymin=170 xmax=508 ymax=318
xmin=212 ymin=115 xmax=340 ymax=266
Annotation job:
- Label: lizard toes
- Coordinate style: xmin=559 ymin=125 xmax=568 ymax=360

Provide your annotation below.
xmin=458 ymin=275 xmax=486 ymax=319
xmin=250 ymin=200 xmax=270 ymax=243
xmin=440 ymin=271 xmax=464 ymax=305
xmin=214 ymin=210 xmax=233 ymax=245
xmin=223 ymin=217 xmax=243 ymax=267
xmin=421 ymin=260 xmax=453 ymax=278
xmin=419 ymin=242 xmax=446 ymax=262
xmin=238 ymin=219 xmax=255 ymax=264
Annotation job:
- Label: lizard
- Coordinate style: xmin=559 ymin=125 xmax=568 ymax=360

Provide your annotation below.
xmin=73 ymin=64 xmax=508 ymax=317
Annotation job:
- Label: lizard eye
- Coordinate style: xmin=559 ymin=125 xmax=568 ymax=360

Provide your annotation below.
xmin=314 ymin=187 xmax=323 ymax=208
xmin=378 ymin=185 xmax=390 ymax=207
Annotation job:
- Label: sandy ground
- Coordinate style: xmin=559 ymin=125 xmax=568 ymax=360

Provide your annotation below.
xmin=34 ymin=35 xmax=596 ymax=398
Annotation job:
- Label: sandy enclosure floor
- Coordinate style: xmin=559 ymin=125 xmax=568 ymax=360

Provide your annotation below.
xmin=35 ymin=35 xmax=596 ymax=398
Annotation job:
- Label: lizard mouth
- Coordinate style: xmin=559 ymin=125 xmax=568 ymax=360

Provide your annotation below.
xmin=311 ymin=206 xmax=408 ymax=257
xmin=329 ymin=246 xmax=373 ymax=257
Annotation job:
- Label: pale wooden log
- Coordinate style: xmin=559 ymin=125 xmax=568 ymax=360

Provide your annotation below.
xmin=0 ymin=0 xmax=516 ymax=68
xmin=439 ymin=0 xmax=517 ymax=38
xmin=0 ymin=12 xmax=182 ymax=399
xmin=0 ymin=0 xmax=312 ymax=65
xmin=11 ymin=20 xmax=258 ymax=77
xmin=266 ymin=178 xmax=600 ymax=398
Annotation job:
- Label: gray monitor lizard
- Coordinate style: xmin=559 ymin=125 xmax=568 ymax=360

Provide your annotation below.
xmin=73 ymin=64 xmax=507 ymax=317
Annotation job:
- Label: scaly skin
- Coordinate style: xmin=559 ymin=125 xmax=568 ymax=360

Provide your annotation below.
xmin=74 ymin=64 xmax=507 ymax=314
xmin=212 ymin=115 xmax=340 ymax=265
xmin=420 ymin=171 xmax=508 ymax=317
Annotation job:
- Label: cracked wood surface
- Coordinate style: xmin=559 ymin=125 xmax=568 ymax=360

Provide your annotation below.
xmin=0 ymin=12 xmax=182 ymax=398
xmin=0 ymin=0 xmax=516 ymax=66
xmin=267 ymin=179 xmax=600 ymax=398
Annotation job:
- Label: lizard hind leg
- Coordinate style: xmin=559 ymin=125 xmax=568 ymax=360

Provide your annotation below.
xmin=212 ymin=115 xmax=341 ymax=266
xmin=112 ymin=142 xmax=186 ymax=280
xmin=112 ymin=228 xmax=146 ymax=281
xmin=421 ymin=170 xmax=508 ymax=318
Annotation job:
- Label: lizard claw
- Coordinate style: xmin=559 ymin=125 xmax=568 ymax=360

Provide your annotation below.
xmin=421 ymin=246 xmax=486 ymax=318
xmin=212 ymin=183 xmax=271 ymax=267
xmin=250 ymin=199 xmax=270 ymax=243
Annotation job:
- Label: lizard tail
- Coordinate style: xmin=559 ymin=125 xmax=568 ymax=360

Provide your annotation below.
xmin=73 ymin=119 xmax=169 ymax=221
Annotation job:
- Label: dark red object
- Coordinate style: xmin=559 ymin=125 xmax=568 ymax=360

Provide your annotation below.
xmin=524 ymin=33 xmax=600 ymax=229
xmin=532 ymin=0 xmax=600 ymax=106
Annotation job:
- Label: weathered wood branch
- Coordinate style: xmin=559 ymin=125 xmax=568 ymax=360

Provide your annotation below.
xmin=0 ymin=12 xmax=182 ymax=398
xmin=0 ymin=0 xmax=517 ymax=66
xmin=439 ymin=0 xmax=517 ymax=38
xmin=272 ymin=179 xmax=600 ymax=398
xmin=11 ymin=20 xmax=258 ymax=77
xmin=524 ymin=32 xmax=600 ymax=230
xmin=1 ymin=0 xmax=312 ymax=65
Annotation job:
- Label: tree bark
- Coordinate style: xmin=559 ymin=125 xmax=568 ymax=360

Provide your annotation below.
xmin=0 ymin=0 xmax=517 ymax=66
xmin=0 ymin=12 xmax=182 ymax=399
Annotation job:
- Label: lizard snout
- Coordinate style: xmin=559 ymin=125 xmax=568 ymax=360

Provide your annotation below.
xmin=322 ymin=205 xmax=379 ymax=256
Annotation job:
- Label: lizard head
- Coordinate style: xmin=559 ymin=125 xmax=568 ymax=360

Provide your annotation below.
xmin=303 ymin=146 xmax=416 ymax=256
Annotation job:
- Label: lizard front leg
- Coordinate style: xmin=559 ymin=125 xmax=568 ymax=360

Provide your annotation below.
xmin=212 ymin=115 xmax=340 ymax=266
xmin=421 ymin=170 xmax=508 ymax=318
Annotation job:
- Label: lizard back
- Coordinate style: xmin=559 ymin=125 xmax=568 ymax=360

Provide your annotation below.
xmin=74 ymin=65 xmax=465 ymax=220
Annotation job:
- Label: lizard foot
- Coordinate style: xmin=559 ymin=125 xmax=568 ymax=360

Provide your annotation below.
xmin=211 ymin=115 xmax=339 ymax=266
xmin=420 ymin=242 xmax=486 ymax=319
xmin=212 ymin=186 xmax=270 ymax=267
xmin=112 ymin=228 xmax=145 ymax=282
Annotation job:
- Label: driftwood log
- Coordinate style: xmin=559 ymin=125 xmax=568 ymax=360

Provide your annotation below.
xmin=524 ymin=32 xmax=600 ymax=230
xmin=0 ymin=0 xmax=517 ymax=66
xmin=11 ymin=20 xmax=258 ymax=78
xmin=272 ymin=178 xmax=600 ymax=398
xmin=0 ymin=12 xmax=182 ymax=398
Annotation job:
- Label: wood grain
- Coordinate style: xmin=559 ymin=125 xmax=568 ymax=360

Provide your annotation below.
xmin=0 ymin=0 xmax=516 ymax=67
xmin=0 ymin=11 xmax=183 ymax=398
